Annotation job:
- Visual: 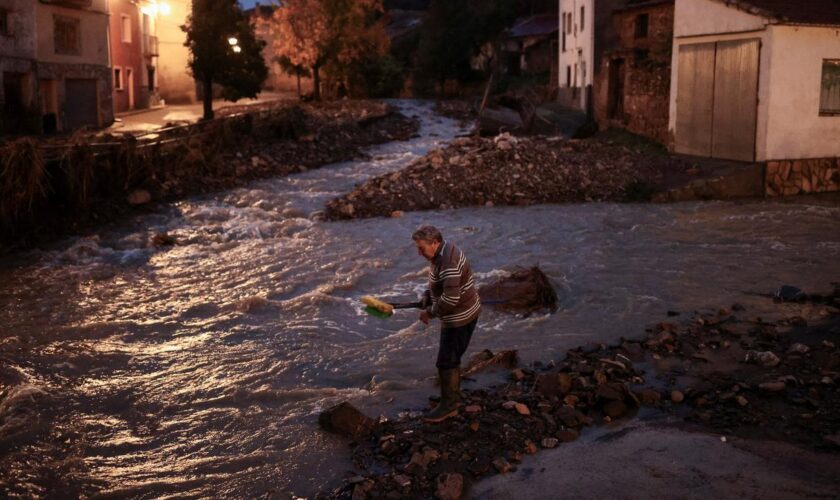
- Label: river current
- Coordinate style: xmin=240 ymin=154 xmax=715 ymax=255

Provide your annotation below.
xmin=1 ymin=101 xmax=838 ymax=497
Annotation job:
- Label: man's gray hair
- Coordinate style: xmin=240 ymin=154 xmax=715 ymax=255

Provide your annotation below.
xmin=412 ymin=225 xmax=443 ymax=243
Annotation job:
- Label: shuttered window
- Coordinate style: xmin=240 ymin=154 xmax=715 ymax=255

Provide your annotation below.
xmin=54 ymin=15 xmax=80 ymax=55
xmin=820 ymin=59 xmax=840 ymax=116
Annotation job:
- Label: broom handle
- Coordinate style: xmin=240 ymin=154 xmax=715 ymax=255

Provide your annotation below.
xmin=388 ymin=298 xmax=508 ymax=310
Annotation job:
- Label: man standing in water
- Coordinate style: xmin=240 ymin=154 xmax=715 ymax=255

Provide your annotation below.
xmin=412 ymin=225 xmax=481 ymax=423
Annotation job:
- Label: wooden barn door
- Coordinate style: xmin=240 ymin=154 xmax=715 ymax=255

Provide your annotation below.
xmin=675 ymin=38 xmax=760 ymax=162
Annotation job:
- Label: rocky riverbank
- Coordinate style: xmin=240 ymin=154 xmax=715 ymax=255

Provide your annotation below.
xmin=0 ymin=100 xmax=418 ymax=252
xmin=323 ymin=132 xmax=697 ymax=221
xmin=322 ymin=286 xmax=840 ymax=499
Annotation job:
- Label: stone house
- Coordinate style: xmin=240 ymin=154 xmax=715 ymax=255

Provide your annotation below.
xmin=669 ymin=0 xmax=840 ymax=195
xmin=557 ymin=0 xmax=624 ymax=116
xmin=596 ymin=0 xmax=673 ymax=145
xmin=503 ymin=13 xmax=559 ymax=85
xmin=0 ymin=0 xmax=113 ymax=133
xmin=109 ymin=0 xmax=162 ymax=114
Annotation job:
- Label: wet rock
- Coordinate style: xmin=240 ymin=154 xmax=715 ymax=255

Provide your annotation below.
xmin=759 ymin=382 xmax=786 ymax=393
xmin=534 ymin=372 xmax=573 ymax=398
xmin=555 ymin=429 xmax=580 ymax=442
xmin=736 ymin=395 xmax=749 ymax=406
xmin=511 ymin=369 xmax=526 ymax=381
xmin=637 ymin=389 xmax=662 ymax=405
xmin=501 ymin=401 xmax=531 ymax=415
xmin=524 ymin=440 xmax=538 ymax=454
xmin=151 ymin=232 xmax=176 ymax=246
xmin=464 ymin=350 xmax=518 ymax=375
xmin=393 ymin=474 xmax=411 ymax=488
xmin=318 ymin=402 xmax=376 ymax=439
xmin=127 ymin=189 xmax=151 ymax=205
xmin=788 ymin=343 xmax=810 ymax=354
xmin=745 ymin=351 xmax=781 ymax=368
xmin=671 ymin=390 xmax=685 ymax=404
xmin=435 ymin=473 xmax=464 ymax=500
xmin=464 ymin=405 xmax=482 ymax=414
xmin=541 ymin=437 xmax=559 ymax=449
xmin=595 ymin=383 xmax=625 ymax=402
xmin=603 ymin=400 xmax=628 ymax=418
xmin=492 ymin=458 xmax=512 ymax=473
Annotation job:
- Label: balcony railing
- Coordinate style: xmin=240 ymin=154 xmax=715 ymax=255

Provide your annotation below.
xmin=143 ymin=35 xmax=159 ymax=57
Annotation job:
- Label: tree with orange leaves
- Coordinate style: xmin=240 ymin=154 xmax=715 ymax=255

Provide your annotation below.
xmin=271 ymin=0 xmax=389 ymax=99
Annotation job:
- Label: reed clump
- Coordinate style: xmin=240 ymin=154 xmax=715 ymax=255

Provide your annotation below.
xmin=0 ymin=138 xmax=48 ymax=224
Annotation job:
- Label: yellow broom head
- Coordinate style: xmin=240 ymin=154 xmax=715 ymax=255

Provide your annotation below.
xmin=361 ymin=296 xmax=394 ymax=315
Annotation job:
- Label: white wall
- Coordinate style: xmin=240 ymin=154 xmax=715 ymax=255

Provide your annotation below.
xmin=674 ymin=0 xmax=766 ymax=37
xmin=763 ymin=25 xmax=840 ymax=160
xmin=156 ymin=0 xmax=194 ymax=103
xmin=669 ymin=0 xmax=840 ymax=160
xmin=668 ymin=0 xmax=772 ymax=158
xmin=558 ymin=0 xmax=593 ymax=109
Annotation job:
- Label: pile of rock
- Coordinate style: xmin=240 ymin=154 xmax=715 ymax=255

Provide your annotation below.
xmin=157 ymin=102 xmax=419 ymax=199
xmin=643 ymin=289 xmax=840 ymax=449
xmin=324 ymin=133 xmax=694 ymax=220
xmin=325 ymin=343 xmax=651 ymax=498
xmin=323 ymin=286 xmax=840 ymax=499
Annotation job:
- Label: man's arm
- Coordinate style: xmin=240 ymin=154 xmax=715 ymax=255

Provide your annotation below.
xmin=428 ymin=254 xmax=464 ymax=318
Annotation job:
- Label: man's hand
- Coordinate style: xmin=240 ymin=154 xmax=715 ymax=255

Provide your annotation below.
xmin=420 ymin=290 xmax=432 ymax=308
xmin=419 ymin=310 xmax=431 ymax=325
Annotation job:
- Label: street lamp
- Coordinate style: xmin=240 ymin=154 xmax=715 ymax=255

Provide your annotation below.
xmin=232 ymin=45 xmax=242 ymax=53
xmin=228 ymin=37 xmax=238 ymax=46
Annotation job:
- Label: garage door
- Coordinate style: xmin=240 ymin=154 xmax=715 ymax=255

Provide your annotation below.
xmin=64 ymin=78 xmax=99 ymax=130
xmin=675 ymin=39 xmax=760 ymax=162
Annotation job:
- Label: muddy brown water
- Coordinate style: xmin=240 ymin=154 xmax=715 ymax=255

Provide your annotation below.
xmin=0 ymin=101 xmax=838 ymax=497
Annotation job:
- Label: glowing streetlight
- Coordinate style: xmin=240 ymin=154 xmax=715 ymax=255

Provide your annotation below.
xmin=232 ymin=45 xmax=242 ymax=53
xmin=159 ymin=2 xmax=171 ymax=15
xmin=228 ymin=37 xmax=238 ymax=46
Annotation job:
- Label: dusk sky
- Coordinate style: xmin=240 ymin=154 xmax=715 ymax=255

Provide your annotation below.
xmin=239 ymin=0 xmax=263 ymax=9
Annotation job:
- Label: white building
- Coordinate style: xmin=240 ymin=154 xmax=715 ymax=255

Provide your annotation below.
xmin=669 ymin=0 xmax=840 ymax=162
xmin=557 ymin=0 xmax=623 ymax=114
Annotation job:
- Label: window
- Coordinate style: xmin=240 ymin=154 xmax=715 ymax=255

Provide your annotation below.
xmin=635 ymin=13 xmax=649 ymax=39
xmin=114 ymin=67 xmax=123 ymax=90
xmin=566 ymin=66 xmax=571 ymax=87
xmin=121 ymin=14 xmax=131 ymax=43
xmin=580 ymin=6 xmax=585 ymax=32
xmin=54 ymin=15 xmax=80 ymax=55
xmin=0 ymin=9 xmax=9 ymax=36
xmin=821 ymin=59 xmax=840 ymax=115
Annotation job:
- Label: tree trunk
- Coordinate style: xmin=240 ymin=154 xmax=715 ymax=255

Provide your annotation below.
xmin=312 ymin=64 xmax=321 ymax=101
xmin=202 ymin=78 xmax=214 ymax=120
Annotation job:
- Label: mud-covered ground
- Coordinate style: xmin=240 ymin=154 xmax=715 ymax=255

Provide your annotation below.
xmin=324 ymin=287 xmax=840 ymax=499
xmin=324 ymin=133 xmax=697 ymax=221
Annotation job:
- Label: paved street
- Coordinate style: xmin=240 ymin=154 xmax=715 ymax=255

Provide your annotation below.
xmin=110 ymin=91 xmax=295 ymax=133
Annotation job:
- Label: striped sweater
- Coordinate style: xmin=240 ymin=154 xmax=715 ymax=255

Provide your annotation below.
xmin=426 ymin=240 xmax=481 ymax=327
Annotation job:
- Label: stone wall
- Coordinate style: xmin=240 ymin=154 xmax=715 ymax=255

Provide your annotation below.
xmin=765 ymin=158 xmax=840 ymax=196
xmin=595 ymin=1 xmax=673 ymax=145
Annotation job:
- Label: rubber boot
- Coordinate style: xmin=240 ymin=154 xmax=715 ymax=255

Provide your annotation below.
xmin=424 ymin=368 xmax=460 ymax=423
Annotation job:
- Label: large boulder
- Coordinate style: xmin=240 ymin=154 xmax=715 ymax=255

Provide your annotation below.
xmin=318 ymin=402 xmax=376 ymax=439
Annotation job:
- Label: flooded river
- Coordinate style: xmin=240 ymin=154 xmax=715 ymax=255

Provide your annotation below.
xmin=1 ymin=101 xmax=838 ymax=497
